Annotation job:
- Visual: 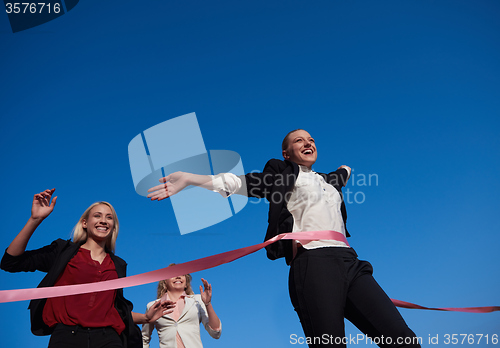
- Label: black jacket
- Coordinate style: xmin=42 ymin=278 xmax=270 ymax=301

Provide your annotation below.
xmin=0 ymin=239 xmax=142 ymax=348
xmin=240 ymin=159 xmax=350 ymax=265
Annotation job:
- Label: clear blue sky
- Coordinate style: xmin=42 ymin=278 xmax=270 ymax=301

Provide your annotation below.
xmin=0 ymin=1 xmax=499 ymax=347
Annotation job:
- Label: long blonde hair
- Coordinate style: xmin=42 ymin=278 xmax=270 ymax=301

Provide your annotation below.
xmin=157 ymin=264 xmax=194 ymax=298
xmin=72 ymin=201 xmax=119 ymax=252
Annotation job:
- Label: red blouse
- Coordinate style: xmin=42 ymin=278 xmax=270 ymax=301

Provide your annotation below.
xmin=42 ymin=248 xmax=126 ymax=335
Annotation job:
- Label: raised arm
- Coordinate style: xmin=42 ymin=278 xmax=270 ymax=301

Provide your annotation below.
xmin=338 ymin=165 xmax=351 ymax=186
xmin=6 ymin=189 xmax=57 ymax=257
xmin=199 ymin=278 xmax=221 ymax=336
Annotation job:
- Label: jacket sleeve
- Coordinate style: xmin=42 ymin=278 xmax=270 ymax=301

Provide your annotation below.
xmin=195 ymin=295 xmax=221 ymax=339
xmin=141 ymin=301 xmax=157 ymax=348
xmin=0 ymin=239 xmax=65 ymax=274
xmin=242 ymin=159 xmax=288 ymax=199
xmin=325 ymin=167 xmax=350 ymax=188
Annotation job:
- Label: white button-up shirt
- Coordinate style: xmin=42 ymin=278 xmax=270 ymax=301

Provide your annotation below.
xmin=211 ymin=164 xmax=350 ymax=249
xmin=287 ymin=165 xmax=348 ymax=249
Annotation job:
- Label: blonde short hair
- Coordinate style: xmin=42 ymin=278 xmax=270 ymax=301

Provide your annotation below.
xmin=157 ymin=264 xmax=194 ymax=298
xmin=71 ymin=202 xmax=119 ymax=253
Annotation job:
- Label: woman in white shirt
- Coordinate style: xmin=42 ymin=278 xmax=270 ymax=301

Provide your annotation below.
xmin=142 ymin=267 xmax=221 ymax=348
xmin=147 ymin=129 xmax=419 ymax=348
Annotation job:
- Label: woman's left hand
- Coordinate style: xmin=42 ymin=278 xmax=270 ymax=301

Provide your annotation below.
xmin=200 ymin=278 xmax=213 ymax=306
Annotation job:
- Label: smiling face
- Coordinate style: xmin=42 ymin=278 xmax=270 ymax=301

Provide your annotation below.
xmin=282 ymin=129 xmax=317 ymax=168
xmin=165 ymin=275 xmax=187 ymax=293
xmin=82 ymin=204 xmax=115 ymax=244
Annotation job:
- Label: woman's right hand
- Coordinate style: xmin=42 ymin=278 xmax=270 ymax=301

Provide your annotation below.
xmin=147 ymin=172 xmax=192 ymax=201
xmin=31 ymin=188 xmax=57 ymax=221
xmin=5 ymin=188 xmax=58 ymax=256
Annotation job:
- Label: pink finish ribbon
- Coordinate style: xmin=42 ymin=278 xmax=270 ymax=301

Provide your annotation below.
xmin=390 ymin=299 xmax=500 ymax=313
xmin=0 ymin=230 xmax=498 ymax=313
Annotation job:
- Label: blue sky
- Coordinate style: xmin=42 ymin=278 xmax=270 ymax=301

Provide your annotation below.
xmin=0 ymin=1 xmax=499 ymax=347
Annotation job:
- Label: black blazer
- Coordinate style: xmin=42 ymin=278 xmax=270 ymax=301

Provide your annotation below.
xmin=0 ymin=239 xmax=142 ymax=348
xmin=240 ymin=159 xmax=350 ymax=265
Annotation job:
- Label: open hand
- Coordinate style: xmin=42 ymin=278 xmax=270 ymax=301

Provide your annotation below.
xmin=200 ymin=278 xmax=213 ymax=306
xmin=32 ymin=189 xmax=57 ymax=221
xmin=146 ymin=299 xmax=176 ymax=322
xmin=147 ymin=172 xmax=191 ymax=201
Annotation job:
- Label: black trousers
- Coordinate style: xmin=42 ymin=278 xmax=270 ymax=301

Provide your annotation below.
xmin=289 ymin=247 xmax=421 ymax=348
xmin=48 ymin=324 xmax=123 ymax=348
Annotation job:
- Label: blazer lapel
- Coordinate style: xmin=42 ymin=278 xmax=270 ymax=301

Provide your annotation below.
xmin=178 ymin=296 xmax=195 ymax=321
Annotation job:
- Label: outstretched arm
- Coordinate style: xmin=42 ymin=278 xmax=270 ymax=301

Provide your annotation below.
xmin=7 ymin=189 xmax=57 ymax=257
xmin=200 ymin=278 xmax=221 ymax=332
xmin=147 ymin=171 xmax=244 ymax=201
xmin=147 ymin=172 xmax=214 ymax=201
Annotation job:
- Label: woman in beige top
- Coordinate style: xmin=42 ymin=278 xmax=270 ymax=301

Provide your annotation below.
xmin=142 ymin=267 xmax=221 ymax=348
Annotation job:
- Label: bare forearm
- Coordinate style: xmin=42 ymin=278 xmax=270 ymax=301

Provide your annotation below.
xmin=205 ymin=303 xmax=221 ymax=331
xmin=6 ymin=217 xmax=44 ymax=256
xmin=132 ymin=311 xmax=150 ymax=324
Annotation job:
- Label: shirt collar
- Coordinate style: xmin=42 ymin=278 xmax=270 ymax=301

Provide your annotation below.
xmin=298 ymin=165 xmax=313 ymax=173
xmin=166 ymin=291 xmax=187 ymax=302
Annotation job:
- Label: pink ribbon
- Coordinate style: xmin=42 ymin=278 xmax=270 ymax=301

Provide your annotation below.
xmin=390 ymin=299 xmax=500 ymax=313
xmin=0 ymin=230 xmax=498 ymax=313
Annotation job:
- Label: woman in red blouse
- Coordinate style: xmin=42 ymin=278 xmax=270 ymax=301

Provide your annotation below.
xmin=1 ymin=188 xmax=173 ymax=348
